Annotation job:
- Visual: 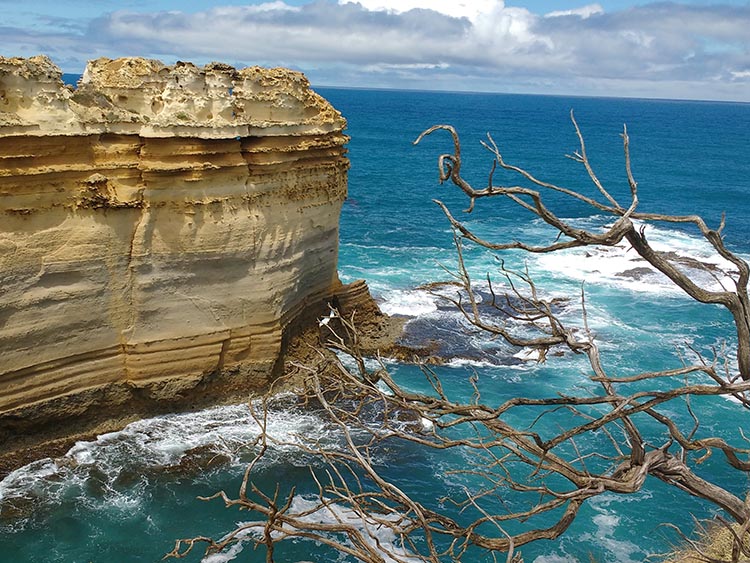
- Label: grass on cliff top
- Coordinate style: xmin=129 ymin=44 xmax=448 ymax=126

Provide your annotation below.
xmin=664 ymin=521 xmax=750 ymax=563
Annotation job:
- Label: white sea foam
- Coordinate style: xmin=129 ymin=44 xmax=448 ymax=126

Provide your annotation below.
xmin=582 ymin=494 xmax=652 ymax=563
xmin=531 ymin=220 xmax=741 ymax=296
xmin=513 ymin=347 xmax=541 ymax=362
xmin=534 ymin=508 xmax=646 ymax=563
xmin=0 ymin=400 xmax=334 ymax=516
xmin=377 ymin=280 xmax=586 ymax=367
xmin=723 ymin=390 xmax=750 ymax=405
xmin=202 ymin=541 xmax=246 ymax=563
xmin=582 ymin=513 xmax=644 ymax=563
xmin=444 ymin=357 xmax=513 ymax=370
xmin=202 ymin=495 xmax=422 ymax=563
xmin=291 ymin=496 xmax=421 ymax=561
xmin=342 ymin=242 xmax=447 ymax=254
xmin=0 ymin=459 xmax=61 ymax=505
xmin=533 ymin=555 xmax=577 ymax=563
xmin=380 ymin=289 xmax=439 ymax=316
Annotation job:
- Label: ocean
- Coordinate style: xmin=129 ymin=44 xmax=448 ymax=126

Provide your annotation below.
xmin=1 ymin=86 xmax=749 ymax=562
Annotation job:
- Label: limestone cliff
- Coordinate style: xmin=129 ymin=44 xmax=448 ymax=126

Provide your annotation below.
xmin=0 ymin=56 xmax=353 ymax=460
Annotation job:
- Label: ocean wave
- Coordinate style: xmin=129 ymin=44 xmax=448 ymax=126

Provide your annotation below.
xmin=341 ymin=242 xmax=449 ymax=254
xmin=385 ymin=282 xmax=587 ymax=367
xmin=443 ymin=357 xmax=524 ymax=370
xmin=534 ymin=493 xmax=654 ymax=563
xmin=336 ymin=351 xmax=386 ymax=374
xmin=0 ymin=386 xmax=426 ymax=539
xmin=723 ymin=391 xmax=750 ymax=405
xmin=0 ymin=399 xmax=337 ymax=532
xmin=584 ymin=513 xmax=644 ymax=563
xmin=581 ymin=493 xmax=654 ymax=562
xmin=530 ymin=219 xmax=742 ymax=296
xmin=379 ymin=288 xmax=440 ymax=316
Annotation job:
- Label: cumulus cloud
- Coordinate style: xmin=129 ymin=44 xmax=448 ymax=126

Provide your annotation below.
xmin=338 ymin=0 xmax=498 ymax=21
xmin=1 ymin=1 xmax=748 ymax=101
xmin=87 ymin=3 xmax=470 ymax=65
xmin=545 ymin=4 xmax=604 ymax=18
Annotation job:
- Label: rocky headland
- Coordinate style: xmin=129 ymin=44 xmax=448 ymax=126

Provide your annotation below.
xmin=0 ymin=55 xmax=390 ymax=475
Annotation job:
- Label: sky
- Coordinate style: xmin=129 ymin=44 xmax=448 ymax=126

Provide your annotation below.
xmin=1 ymin=0 xmax=749 ymax=101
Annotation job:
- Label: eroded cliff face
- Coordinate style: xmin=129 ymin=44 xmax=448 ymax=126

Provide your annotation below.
xmin=0 ymin=56 xmax=350 ymax=457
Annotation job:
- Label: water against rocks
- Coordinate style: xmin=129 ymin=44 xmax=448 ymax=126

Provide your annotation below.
xmin=2 ymin=87 xmax=749 ymax=562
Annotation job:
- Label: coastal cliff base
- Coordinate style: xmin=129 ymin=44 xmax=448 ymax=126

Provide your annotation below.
xmin=0 ymin=279 xmax=404 ymax=478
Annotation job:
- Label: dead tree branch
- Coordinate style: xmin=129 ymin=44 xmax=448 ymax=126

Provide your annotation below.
xmin=414 ymin=115 xmax=750 ymax=380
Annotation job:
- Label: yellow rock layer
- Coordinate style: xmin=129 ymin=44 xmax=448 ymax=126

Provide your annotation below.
xmin=0 ymin=56 xmax=350 ymax=450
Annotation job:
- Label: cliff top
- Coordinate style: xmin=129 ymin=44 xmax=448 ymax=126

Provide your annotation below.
xmin=0 ymin=55 xmax=346 ymax=138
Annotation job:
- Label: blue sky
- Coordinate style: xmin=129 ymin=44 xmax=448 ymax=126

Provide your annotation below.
xmin=2 ymin=1 xmax=749 ymax=101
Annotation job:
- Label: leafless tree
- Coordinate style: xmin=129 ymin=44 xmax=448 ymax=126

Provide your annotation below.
xmin=167 ymin=115 xmax=750 ymax=563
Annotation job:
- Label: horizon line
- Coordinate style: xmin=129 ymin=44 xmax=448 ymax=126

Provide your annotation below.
xmin=59 ymin=72 xmax=750 ymax=107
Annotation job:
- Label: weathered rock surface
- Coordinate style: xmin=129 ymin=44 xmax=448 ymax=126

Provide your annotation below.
xmin=0 ymin=56 xmax=354 ymax=461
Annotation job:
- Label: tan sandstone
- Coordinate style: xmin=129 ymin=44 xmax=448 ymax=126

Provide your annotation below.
xmin=0 ymin=56 xmax=367 ymax=468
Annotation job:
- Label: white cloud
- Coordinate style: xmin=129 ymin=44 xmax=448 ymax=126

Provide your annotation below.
xmin=339 ymin=0 xmax=544 ymax=49
xmin=338 ymin=0 xmax=499 ymax=22
xmin=1 ymin=1 xmax=749 ymax=101
xmin=619 ymin=29 xmax=654 ymax=48
xmin=212 ymin=1 xmax=299 ymax=15
xmin=545 ymin=4 xmax=604 ymax=18
xmin=363 ymin=62 xmax=451 ymax=72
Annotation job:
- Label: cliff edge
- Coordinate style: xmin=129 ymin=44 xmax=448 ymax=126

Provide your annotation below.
xmin=0 ymin=56 xmax=360 ymax=469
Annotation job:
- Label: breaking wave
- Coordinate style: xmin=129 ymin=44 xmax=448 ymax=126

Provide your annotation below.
xmin=530 ymin=219 xmax=742 ymax=296
xmin=0 ymin=398 xmax=336 ymax=533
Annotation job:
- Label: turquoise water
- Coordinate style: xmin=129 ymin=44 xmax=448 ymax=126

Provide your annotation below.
xmin=1 ymin=89 xmax=749 ymax=562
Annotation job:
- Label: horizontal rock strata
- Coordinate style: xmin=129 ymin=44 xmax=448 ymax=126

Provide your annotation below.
xmin=0 ymin=56 xmax=354 ymax=460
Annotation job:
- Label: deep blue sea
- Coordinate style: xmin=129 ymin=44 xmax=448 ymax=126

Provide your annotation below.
xmin=1 ymin=87 xmax=749 ymax=562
